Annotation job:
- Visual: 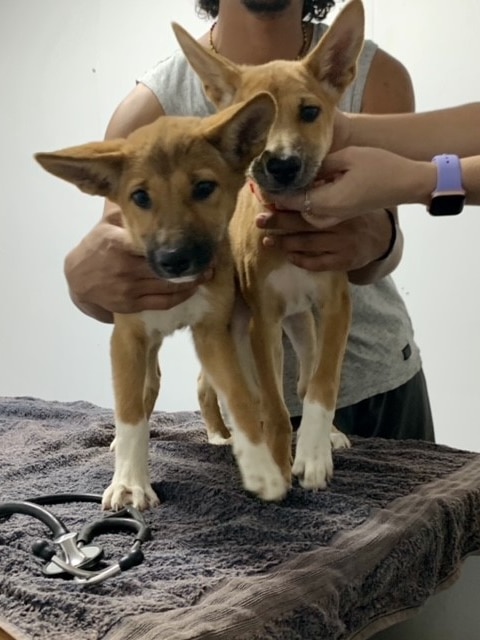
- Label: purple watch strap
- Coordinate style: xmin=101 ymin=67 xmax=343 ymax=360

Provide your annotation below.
xmin=432 ymin=154 xmax=464 ymax=192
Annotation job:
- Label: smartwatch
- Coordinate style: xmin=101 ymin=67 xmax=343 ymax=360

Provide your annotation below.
xmin=428 ymin=154 xmax=465 ymax=216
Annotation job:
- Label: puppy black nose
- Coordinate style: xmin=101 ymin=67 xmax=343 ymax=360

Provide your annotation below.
xmin=265 ymin=155 xmax=302 ymax=186
xmin=148 ymin=241 xmax=213 ymax=280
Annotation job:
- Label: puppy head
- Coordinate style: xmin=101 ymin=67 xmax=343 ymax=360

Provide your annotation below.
xmin=173 ymin=0 xmax=365 ymax=193
xmin=35 ymin=92 xmax=275 ymax=281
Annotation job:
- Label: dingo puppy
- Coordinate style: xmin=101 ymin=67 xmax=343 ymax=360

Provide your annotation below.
xmin=173 ymin=0 xmax=364 ymax=497
xmin=35 ymin=93 xmax=282 ymax=509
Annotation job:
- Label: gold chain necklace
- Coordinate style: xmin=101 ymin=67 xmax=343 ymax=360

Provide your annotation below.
xmin=209 ymin=21 xmax=311 ymax=60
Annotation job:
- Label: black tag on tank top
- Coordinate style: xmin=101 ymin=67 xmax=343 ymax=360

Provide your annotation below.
xmin=402 ymin=343 xmax=412 ymax=361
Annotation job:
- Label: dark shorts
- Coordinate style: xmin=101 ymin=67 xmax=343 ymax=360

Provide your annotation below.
xmin=291 ymin=369 xmax=435 ymax=442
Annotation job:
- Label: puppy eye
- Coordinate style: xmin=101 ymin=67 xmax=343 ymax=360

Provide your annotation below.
xmin=131 ymin=189 xmax=152 ymax=209
xmin=192 ymin=180 xmax=217 ymax=201
xmin=299 ymin=105 xmax=321 ymax=123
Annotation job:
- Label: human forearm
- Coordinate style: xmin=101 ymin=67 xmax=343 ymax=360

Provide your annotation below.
xmin=64 ymin=216 xmax=116 ymax=323
xmin=64 ymin=201 xmax=121 ymax=323
xmin=461 ymin=156 xmax=480 ymax=205
xmin=347 ymin=103 xmax=480 ymax=160
xmin=374 ymin=153 xmax=480 ymax=207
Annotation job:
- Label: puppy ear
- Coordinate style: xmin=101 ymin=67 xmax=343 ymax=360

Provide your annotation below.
xmin=304 ymin=0 xmax=365 ymax=99
xmin=171 ymin=22 xmax=241 ymax=109
xmin=204 ymin=92 xmax=276 ymax=169
xmin=34 ymin=140 xmax=126 ymax=199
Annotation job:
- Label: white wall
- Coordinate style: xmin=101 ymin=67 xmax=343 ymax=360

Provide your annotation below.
xmin=0 ymin=0 xmax=206 ymax=413
xmin=1 ymin=0 xmax=479 ymax=452
xmin=364 ymin=0 xmax=480 ymax=453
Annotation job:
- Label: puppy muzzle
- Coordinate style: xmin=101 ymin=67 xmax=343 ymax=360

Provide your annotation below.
xmin=147 ymin=239 xmax=214 ymax=282
xmin=251 ymin=151 xmax=314 ymax=193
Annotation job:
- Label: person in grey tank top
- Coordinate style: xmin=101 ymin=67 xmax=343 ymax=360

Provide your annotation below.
xmin=64 ymin=0 xmax=434 ymax=442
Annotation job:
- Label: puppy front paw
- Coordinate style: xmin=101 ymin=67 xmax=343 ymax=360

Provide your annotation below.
xmin=293 ymin=423 xmax=333 ymax=490
xmin=292 ymin=446 xmax=333 ymax=490
xmin=102 ymin=479 xmax=159 ymax=511
xmin=234 ymin=433 xmax=289 ymax=501
xmin=293 ymin=405 xmax=336 ymax=490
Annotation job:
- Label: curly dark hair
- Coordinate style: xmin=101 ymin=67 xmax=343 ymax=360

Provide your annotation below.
xmin=196 ymin=1 xmax=335 ymax=22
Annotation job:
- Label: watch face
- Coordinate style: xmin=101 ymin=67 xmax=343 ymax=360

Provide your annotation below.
xmin=429 ymin=194 xmax=465 ymax=216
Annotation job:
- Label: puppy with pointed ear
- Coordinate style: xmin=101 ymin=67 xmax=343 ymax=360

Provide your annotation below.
xmin=171 ymin=0 xmax=365 ymax=110
xmin=171 ymin=0 xmax=364 ymax=193
xmin=34 ymin=91 xmax=285 ymax=512
xmin=35 ymin=92 xmax=277 ymax=264
xmin=34 ymin=91 xmax=276 ymax=214
xmin=169 ymin=1 xmax=364 ymax=494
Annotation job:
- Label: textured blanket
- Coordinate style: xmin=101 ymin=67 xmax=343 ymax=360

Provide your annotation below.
xmin=0 ymin=396 xmax=479 ymax=640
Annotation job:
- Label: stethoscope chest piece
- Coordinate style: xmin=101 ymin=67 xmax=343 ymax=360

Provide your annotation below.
xmin=34 ymin=532 xmax=104 ymax=577
xmin=0 ymin=493 xmax=152 ymax=586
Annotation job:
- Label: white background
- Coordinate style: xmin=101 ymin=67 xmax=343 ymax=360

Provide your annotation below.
xmin=1 ymin=0 xmax=479 ymax=452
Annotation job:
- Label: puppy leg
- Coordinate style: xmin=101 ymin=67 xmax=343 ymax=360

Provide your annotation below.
xmin=103 ymin=320 xmax=160 ymax=511
xmin=293 ymin=278 xmax=351 ymax=489
xmin=282 ymin=310 xmax=317 ymax=401
xmin=283 ymin=311 xmax=349 ymax=450
xmin=249 ymin=312 xmax=293 ymax=482
xmin=197 ymin=371 xmax=231 ymax=444
xmin=197 ymin=295 xmax=258 ymax=445
xmin=193 ymin=324 xmax=289 ymax=501
xmin=143 ymin=338 xmax=162 ymax=419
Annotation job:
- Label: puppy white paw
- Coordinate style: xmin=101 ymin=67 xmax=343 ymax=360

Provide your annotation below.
xmin=330 ymin=426 xmax=351 ymax=450
xmin=207 ymin=433 xmax=232 ymax=446
xmin=105 ymin=420 xmax=156 ymax=510
xmin=292 ymin=446 xmax=333 ymax=489
xmin=293 ymin=402 xmax=334 ymax=490
xmin=102 ymin=480 xmax=159 ymax=511
xmin=234 ymin=433 xmax=289 ymax=501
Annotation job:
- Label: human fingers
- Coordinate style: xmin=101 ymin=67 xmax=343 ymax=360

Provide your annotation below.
xmin=127 ymin=289 xmax=202 ymax=313
xmin=100 ymin=271 xmax=212 ymax=314
xmin=256 ymin=209 xmax=317 ymax=234
xmin=271 ymin=148 xmax=372 ymax=226
xmin=262 ymin=228 xmax=337 ymax=254
xmin=286 ymin=251 xmax=352 ymax=272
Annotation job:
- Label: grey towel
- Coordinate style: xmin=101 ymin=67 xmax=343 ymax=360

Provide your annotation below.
xmin=0 ymin=396 xmax=479 ymax=640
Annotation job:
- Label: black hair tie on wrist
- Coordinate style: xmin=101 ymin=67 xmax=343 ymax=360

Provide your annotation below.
xmin=376 ymin=208 xmax=397 ymax=261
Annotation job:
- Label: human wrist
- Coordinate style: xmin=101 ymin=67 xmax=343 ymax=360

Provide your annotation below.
xmin=346 ymin=113 xmax=375 ymax=148
xmin=410 ymin=160 xmax=438 ymax=206
xmin=460 ymin=156 xmax=480 ymax=205
xmin=69 ymin=295 xmax=114 ymax=324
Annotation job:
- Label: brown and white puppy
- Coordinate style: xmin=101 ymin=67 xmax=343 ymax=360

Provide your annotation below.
xmin=173 ymin=0 xmax=365 ymax=497
xmin=35 ymin=93 xmax=284 ymax=509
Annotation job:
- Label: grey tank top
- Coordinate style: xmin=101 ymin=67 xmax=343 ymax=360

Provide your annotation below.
xmin=139 ymin=23 xmax=422 ymax=410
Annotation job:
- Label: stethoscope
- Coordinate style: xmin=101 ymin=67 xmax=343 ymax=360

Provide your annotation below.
xmin=0 ymin=493 xmax=152 ymax=586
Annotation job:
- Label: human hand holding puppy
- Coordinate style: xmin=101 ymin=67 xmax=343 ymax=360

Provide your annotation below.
xmin=256 ymin=205 xmax=395 ymax=273
xmin=266 ymin=146 xmax=435 ymax=229
xmin=65 ymin=207 xmax=212 ymax=323
xmin=265 ymin=103 xmax=480 ymax=229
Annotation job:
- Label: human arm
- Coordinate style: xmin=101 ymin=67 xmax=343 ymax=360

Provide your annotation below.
xmin=343 ymin=47 xmax=412 ymax=284
xmin=64 ymin=84 xmax=210 ymax=322
xmin=267 ymin=123 xmax=480 ymax=229
xmin=337 ymin=102 xmax=480 ymax=160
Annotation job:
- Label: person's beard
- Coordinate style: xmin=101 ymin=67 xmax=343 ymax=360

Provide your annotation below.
xmin=241 ymin=0 xmax=293 ymax=15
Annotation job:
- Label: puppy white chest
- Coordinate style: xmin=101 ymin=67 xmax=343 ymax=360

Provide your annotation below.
xmin=139 ymin=287 xmax=212 ymax=336
xmin=266 ymin=263 xmax=320 ymax=316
